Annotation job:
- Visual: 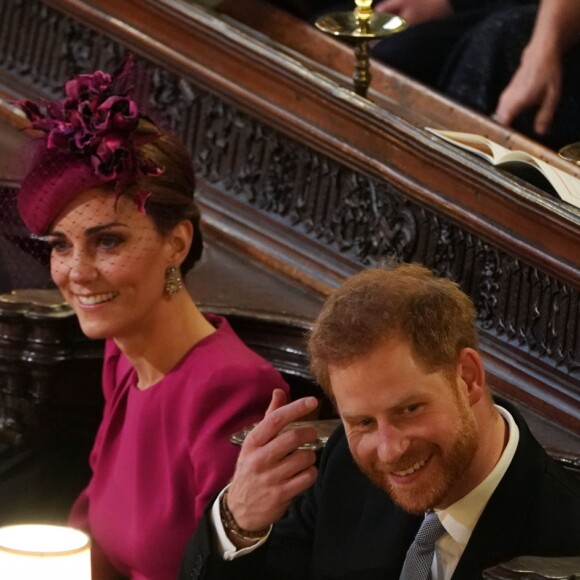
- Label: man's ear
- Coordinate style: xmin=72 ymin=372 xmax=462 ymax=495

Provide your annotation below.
xmin=166 ymin=220 xmax=193 ymax=266
xmin=456 ymin=348 xmax=486 ymax=406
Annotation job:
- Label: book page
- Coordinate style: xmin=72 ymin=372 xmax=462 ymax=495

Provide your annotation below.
xmin=516 ymin=154 xmax=580 ymax=208
xmin=487 ymin=149 xmax=580 ymax=206
xmin=426 ymin=129 xmax=513 ymax=164
xmin=427 ymin=128 xmax=580 ymax=209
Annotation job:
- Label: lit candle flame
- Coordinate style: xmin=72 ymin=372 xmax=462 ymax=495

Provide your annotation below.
xmin=354 ymin=0 xmax=373 ymax=21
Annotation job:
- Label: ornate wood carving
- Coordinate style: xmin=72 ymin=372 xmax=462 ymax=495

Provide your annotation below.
xmin=0 ymin=0 xmax=578 ymax=432
xmin=0 ymin=287 xmax=102 ymax=523
xmin=0 ymin=289 xmax=103 ymax=447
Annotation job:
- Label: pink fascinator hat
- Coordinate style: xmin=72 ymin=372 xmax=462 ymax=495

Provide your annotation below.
xmin=17 ymin=58 xmax=162 ymax=235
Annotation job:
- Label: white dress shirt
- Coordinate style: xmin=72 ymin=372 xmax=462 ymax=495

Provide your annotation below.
xmin=432 ymin=406 xmax=519 ymax=579
xmin=211 ymin=486 xmax=271 ymax=561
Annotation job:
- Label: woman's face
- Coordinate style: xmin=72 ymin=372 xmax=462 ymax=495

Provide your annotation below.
xmin=47 ymin=187 xmax=179 ymax=340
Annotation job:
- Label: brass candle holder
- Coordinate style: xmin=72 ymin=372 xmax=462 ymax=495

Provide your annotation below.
xmin=315 ymin=0 xmax=407 ymax=98
xmin=558 ymin=142 xmax=580 ymax=166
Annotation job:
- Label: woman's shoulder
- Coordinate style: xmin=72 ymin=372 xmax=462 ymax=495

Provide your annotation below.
xmin=179 ymin=314 xmax=289 ymax=391
xmin=198 ymin=314 xmax=275 ymax=368
xmin=102 ymin=339 xmax=135 ymax=396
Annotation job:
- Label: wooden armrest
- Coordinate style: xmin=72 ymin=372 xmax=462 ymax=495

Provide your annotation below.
xmin=483 ymin=555 xmax=580 ymax=579
xmin=547 ymin=448 xmax=580 ymax=480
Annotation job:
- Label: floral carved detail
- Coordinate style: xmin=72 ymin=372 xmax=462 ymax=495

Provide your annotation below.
xmin=326 ymin=174 xmax=416 ymax=263
xmin=148 ymin=68 xmax=197 ymax=137
xmin=1 ymin=0 xmax=579 ymax=384
xmin=474 ymin=244 xmax=502 ymax=330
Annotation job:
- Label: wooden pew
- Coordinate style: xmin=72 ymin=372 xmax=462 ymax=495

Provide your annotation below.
xmin=0 ymin=5 xmax=578 ymax=575
xmin=0 ymin=0 xmax=577 ymax=514
xmin=0 ymin=287 xmax=575 ymax=517
xmin=0 ymin=0 xmax=577 ymax=438
xmin=484 ymin=556 xmax=580 ymax=580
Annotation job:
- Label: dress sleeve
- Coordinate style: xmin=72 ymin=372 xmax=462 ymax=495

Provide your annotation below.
xmin=68 ymin=339 xmax=123 ymax=530
xmin=187 ymin=361 xmax=289 ymax=523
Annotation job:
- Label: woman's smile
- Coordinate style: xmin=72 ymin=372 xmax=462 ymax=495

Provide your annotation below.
xmin=76 ymin=292 xmax=119 ymax=306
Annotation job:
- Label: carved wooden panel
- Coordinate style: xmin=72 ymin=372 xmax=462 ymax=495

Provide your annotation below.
xmin=0 ymin=289 xmax=103 ymax=446
xmin=0 ymin=0 xmax=578 ymax=431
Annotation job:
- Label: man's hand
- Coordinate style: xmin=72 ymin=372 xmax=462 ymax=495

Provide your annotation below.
xmin=374 ymin=0 xmax=453 ymax=25
xmin=224 ymin=389 xmax=319 ymax=545
xmin=493 ymin=0 xmax=580 ymax=136
xmin=494 ymin=44 xmax=562 ymax=135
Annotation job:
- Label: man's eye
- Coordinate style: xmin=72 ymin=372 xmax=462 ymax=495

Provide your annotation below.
xmin=404 ymin=404 xmax=421 ymax=414
xmin=359 ymin=418 xmax=375 ymax=427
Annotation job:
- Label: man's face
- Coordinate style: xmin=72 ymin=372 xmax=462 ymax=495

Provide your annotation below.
xmin=330 ymin=338 xmax=479 ymax=514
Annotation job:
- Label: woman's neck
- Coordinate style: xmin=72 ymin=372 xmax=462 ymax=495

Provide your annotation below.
xmin=114 ymin=293 xmax=216 ymax=390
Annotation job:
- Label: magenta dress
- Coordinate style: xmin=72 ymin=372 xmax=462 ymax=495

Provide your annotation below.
xmin=69 ymin=314 xmax=289 ymax=580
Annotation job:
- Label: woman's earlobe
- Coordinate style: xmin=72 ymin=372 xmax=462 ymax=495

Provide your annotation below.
xmin=168 ymin=220 xmax=194 ymax=262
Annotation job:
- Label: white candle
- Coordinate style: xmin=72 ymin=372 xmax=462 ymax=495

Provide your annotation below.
xmin=0 ymin=524 xmax=91 ymax=579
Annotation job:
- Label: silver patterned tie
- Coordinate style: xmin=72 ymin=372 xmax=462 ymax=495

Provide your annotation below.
xmin=399 ymin=511 xmax=446 ymax=580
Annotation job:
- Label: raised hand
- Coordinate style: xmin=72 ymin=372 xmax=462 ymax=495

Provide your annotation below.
xmin=224 ymin=389 xmax=319 ymax=546
xmin=494 ymin=42 xmax=562 ymax=135
xmin=494 ymin=0 xmax=580 ymax=136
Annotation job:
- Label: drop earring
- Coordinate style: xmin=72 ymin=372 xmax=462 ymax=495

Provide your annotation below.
xmin=164 ymin=266 xmax=183 ymax=295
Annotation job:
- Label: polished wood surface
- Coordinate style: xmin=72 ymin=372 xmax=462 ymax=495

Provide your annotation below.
xmin=218 ymin=0 xmax=580 ymax=168
xmin=483 ymin=556 xmax=580 ymax=579
xmin=0 ymin=0 xmax=577 ymax=436
xmin=13 ymin=0 xmax=580 ymax=277
xmin=0 ymin=124 xmax=28 ymax=187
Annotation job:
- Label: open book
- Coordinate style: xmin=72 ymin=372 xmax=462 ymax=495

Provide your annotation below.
xmin=427 ymin=128 xmax=580 ymax=210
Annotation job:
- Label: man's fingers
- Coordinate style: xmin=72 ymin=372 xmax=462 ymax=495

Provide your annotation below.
xmin=258 ymin=427 xmax=318 ymax=464
xmin=230 ymin=461 xmax=318 ymax=531
xmin=494 ymin=90 xmax=523 ymax=127
xmin=248 ymin=397 xmax=319 ymax=448
xmin=255 ymin=457 xmax=318 ymax=507
xmin=375 ymin=0 xmax=401 ymax=14
xmin=246 ymin=446 xmax=317 ymax=491
xmin=264 ymin=388 xmax=288 ymax=417
xmin=271 ymin=447 xmax=318 ymax=482
xmin=228 ymin=442 xmax=318 ymax=530
xmin=272 ymin=464 xmax=319 ymax=503
xmin=229 ymin=397 xmax=320 ymax=531
xmin=534 ymin=86 xmax=560 ymax=135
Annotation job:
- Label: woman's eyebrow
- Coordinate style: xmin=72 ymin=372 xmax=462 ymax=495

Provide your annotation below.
xmin=84 ymin=221 xmax=128 ymax=236
xmin=47 ymin=221 xmax=128 ymax=238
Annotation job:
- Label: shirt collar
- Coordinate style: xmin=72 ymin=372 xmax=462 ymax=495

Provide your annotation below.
xmin=436 ymin=405 xmax=520 ymax=547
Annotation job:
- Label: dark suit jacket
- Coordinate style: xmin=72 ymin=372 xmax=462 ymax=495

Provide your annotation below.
xmin=179 ymin=403 xmax=580 ymax=580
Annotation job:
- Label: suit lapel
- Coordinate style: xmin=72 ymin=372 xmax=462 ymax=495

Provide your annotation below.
xmin=452 ymin=413 xmax=547 ymax=578
xmin=351 ymin=484 xmax=422 ymax=579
